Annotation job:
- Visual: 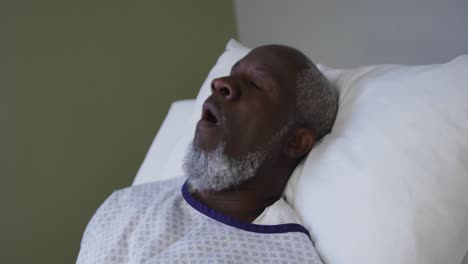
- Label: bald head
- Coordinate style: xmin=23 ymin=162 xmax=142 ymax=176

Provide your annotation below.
xmin=250 ymin=45 xmax=311 ymax=72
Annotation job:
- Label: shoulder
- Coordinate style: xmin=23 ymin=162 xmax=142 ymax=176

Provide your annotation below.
xmin=254 ymin=197 xmax=304 ymax=225
xmin=77 ymin=177 xmax=187 ymax=262
xmin=81 ymin=177 xmax=186 ymax=241
xmin=110 ymin=176 xmax=186 ymax=207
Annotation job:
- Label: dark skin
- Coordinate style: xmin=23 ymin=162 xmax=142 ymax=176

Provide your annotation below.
xmin=192 ymin=45 xmax=316 ymax=222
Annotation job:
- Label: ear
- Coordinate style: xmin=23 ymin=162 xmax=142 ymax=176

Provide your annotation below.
xmin=283 ymin=128 xmax=316 ymax=159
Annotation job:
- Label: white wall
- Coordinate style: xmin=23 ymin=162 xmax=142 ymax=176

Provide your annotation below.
xmin=234 ymin=0 xmax=468 ymax=67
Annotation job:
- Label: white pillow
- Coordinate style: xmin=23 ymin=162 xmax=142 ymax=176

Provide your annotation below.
xmin=293 ymin=57 xmax=468 ymax=264
xmin=133 ymin=99 xmax=195 ymax=185
xmin=134 ymin=39 xmax=468 ymax=264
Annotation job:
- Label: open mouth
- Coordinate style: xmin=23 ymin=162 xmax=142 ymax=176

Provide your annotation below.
xmin=202 ymin=108 xmax=219 ymax=124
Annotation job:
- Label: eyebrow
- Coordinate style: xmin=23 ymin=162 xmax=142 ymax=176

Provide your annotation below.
xmin=231 ymin=62 xmax=275 ymax=80
xmin=254 ymin=66 xmax=273 ymax=77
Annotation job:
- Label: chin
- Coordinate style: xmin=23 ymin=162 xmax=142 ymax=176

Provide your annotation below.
xmin=193 ymin=138 xmax=217 ymax=152
xmin=193 ymin=132 xmax=224 ymax=152
xmin=183 ymin=140 xmax=266 ymax=192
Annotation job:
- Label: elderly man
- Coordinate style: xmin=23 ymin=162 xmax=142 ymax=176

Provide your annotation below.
xmin=77 ymin=44 xmax=338 ymax=264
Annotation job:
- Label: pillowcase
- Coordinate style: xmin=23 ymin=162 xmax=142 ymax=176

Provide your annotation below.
xmin=292 ymin=57 xmax=468 ymax=264
xmin=132 ymin=99 xmax=195 ymax=185
xmin=134 ymin=39 xmax=468 ymax=264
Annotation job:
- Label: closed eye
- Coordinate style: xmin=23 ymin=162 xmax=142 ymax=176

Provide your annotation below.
xmin=250 ymin=80 xmax=262 ymax=89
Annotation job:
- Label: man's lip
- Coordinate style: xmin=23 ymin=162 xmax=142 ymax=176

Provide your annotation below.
xmin=201 ymin=100 xmax=222 ymax=126
xmin=197 ymin=118 xmax=219 ymax=129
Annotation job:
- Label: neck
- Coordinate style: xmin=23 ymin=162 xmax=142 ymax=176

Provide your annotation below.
xmin=189 ymin=158 xmax=293 ymax=223
xmin=192 ymin=183 xmax=279 ymax=223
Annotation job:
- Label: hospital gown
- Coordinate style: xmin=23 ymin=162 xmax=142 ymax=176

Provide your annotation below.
xmin=76 ymin=177 xmax=323 ymax=264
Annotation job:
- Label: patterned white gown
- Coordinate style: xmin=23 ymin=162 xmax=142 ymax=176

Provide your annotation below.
xmin=76 ymin=177 xmax=323 ymax=264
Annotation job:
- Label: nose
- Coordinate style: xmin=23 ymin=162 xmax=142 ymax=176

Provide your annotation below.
xmin=210 ymin=77 xmax=241 ymax=100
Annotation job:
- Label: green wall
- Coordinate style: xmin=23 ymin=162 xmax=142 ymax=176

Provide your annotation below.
xmin=0 ymin=1 xmax=237 ymax=263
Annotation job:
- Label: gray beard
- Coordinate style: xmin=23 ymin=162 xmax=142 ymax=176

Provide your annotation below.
xmin=183 ymin=142 xmax=267 ymax=192
xmin=182 ymin=121 xmax=293 ymax=192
